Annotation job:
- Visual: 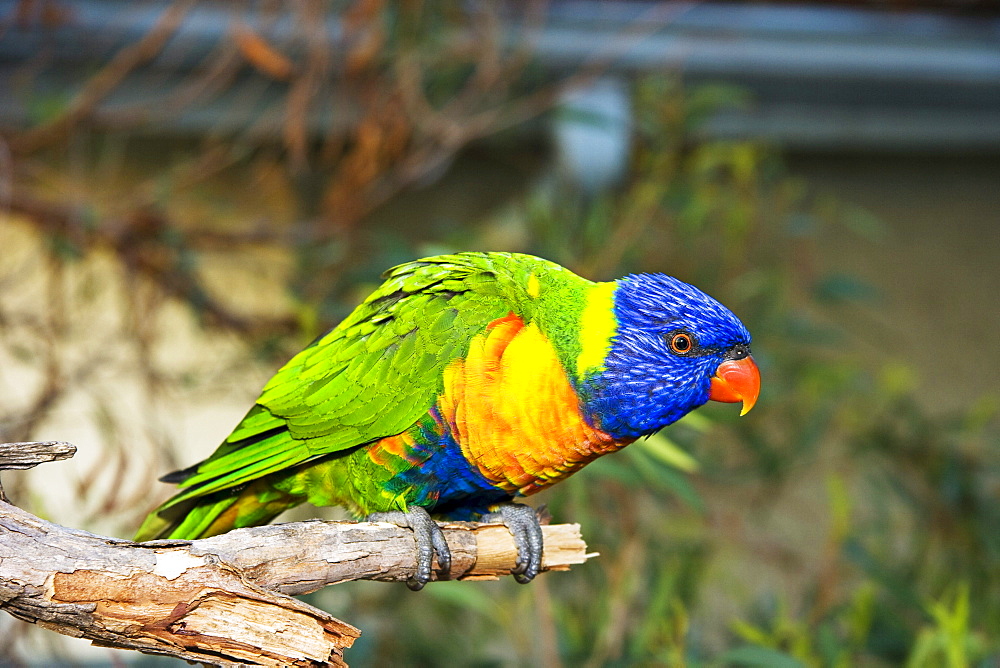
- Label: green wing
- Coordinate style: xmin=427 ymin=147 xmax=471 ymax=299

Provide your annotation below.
xmin=160 ymin=252 xmax=550 ymax=509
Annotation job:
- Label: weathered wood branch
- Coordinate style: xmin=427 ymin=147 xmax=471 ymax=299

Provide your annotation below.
xmin=0 ymin=442 xmax=594 ymax=666
xmin=187 ymin=518 xmax=591 ymax=595
xmin=0 ymin=441 xmax=77 ymax=501
xmin=0 ymin=441 xmax=77 ymax=469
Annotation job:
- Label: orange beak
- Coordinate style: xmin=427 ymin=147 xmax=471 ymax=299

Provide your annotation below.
xmin=708 ymin=355 xmax=760 ymax=416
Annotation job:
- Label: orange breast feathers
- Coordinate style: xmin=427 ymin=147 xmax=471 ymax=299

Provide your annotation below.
xmin=437 ymin=313 xmax=633 ymax=495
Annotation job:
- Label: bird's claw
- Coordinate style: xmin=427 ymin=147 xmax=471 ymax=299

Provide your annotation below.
xmin=368 ymin=506 xmax=451 ymax=591
xmin=482 ymin=502 xmax=544 ymax=584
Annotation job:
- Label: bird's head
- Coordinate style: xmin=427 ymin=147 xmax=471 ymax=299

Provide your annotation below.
xmin=583 ymin=273 xmax=760 ymax=439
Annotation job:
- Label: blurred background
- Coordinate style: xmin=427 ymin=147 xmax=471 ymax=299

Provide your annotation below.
xmin=1 ymin=1 xmax=998 ymax=665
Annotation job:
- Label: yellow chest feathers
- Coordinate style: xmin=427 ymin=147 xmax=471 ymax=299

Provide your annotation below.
xmin=437 ymin=313 xmax=632 ymax=495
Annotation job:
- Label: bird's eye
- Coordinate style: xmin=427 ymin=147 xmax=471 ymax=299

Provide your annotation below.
xmin=669 ymin=332 xmax=694 ymax=355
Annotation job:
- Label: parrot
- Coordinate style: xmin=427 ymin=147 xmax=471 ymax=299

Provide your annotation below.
xmin=135 ymin=252 xmax=759 ymax=589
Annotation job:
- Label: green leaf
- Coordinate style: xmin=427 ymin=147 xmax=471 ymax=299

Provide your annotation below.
xmin=627 ymin=448 xmax=705 ymax=512
xmin=424 ymin=582 xmax=505 ymax=626
xmin=638 ymin=432 xmax=700 ymax=473
xmin=717 ymin=646 xmax=808 ymax=668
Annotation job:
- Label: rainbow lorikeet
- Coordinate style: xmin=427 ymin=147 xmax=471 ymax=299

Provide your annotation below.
xmin=136 ymin=252 xmax=759 ymax=589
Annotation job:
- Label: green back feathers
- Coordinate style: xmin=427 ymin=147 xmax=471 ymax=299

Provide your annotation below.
xmin=157 ymin=253 xmax=600 ymax=511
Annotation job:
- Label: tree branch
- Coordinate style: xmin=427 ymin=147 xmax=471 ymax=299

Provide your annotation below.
xmin=0 ymin=442 xmax=593 ymax=666
xmin=0 ymin=441 xmax=76 ymax=501
xmin=0 ymin=440 xmax=77 ymax=469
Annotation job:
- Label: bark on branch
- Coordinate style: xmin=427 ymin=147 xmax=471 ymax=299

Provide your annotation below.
xmin=0 ymin=441 xmax=77 ymax=501
xmin=0 ymin=442 xmax=593 ymax=666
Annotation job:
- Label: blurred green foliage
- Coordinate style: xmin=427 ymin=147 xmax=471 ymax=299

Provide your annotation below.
xmin=299 ymin=76 xmax=1000 ymax=666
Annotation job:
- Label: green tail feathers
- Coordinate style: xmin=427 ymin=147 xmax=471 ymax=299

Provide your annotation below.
xmin=135 ymin=411 xmax=309 ymax=542
xmin=134 ymin=482 xmax=299 ymax=541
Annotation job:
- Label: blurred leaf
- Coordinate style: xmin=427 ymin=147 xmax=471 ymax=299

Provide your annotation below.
xmin=685 ymin=83 xmax=753 ymax=129
xmin=423 ymin=581 xmax=506 ymax=626
xmin=814 ymin=273 xmax=880 ymax=305
xmin=826 ymin=473 xmax=852 ymax=542
xmin=26 ymin=91 xmax=73 ymax=125
xmin=842 ymin=204 xmax=889 ymax=241
xmin=907 ymin=584 xmax=987 ymax=668
xmin=878 ymin=361 xmax=918 ymax=398
xmin=716 ymin=645 xmax=807 ymax=668
xmin=847 ymin=582 xmax=877 ymax=648
xmin=785 ymin=212 xmax=819 ymax=237
xmin=639 ymin=432 xmax=700 ymax=473
xmin=677 ymin=411 xmax=713 ymax=433
xmin=842 ymin=538 xmax=925 ymax=612
xmin=627 ymin=447 xmax=705 ymax=512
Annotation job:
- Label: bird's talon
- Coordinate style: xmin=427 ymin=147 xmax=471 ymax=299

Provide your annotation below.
xmin=482 ymin=502 xmax=544 ymax=584
xmin=369 ymin=506 xmax=451 ymax=589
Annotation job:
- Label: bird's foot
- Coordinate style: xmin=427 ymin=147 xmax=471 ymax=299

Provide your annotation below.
xmin=368 ymin=506 xmax=451 ymax=591
xmin=481 ymin=502 xmax=544 ymax=584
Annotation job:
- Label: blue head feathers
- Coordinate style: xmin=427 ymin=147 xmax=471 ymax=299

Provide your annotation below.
xmin=584 ymin=273 xmax=752 ymax=439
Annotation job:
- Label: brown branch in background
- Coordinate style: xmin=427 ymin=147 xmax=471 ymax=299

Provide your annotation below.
xmin=0 ymin=137 xmax=11 ymax=211
xmin=5 ymin=194 xmax=295 ymax=337
xmin=283 ymin=2 xmax=330 ymax=172
xmin=312 ymin=0 xmax=691 ymax=238
xmin=0 ymin=442 xmax=593 ymax=666
xmin=9 ymin=0 xmax=198 ymax=153
xmin=233 ymin=21 xmax=296 ymax=81
xmin=468 ymin=1 xmax=698 ymax=140
xmin=158 ymin=38 xmax=244 ymax=119
xmin=3 ymin=0 xmax=693 ymax=298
